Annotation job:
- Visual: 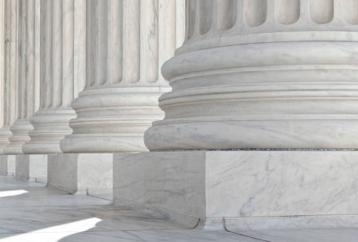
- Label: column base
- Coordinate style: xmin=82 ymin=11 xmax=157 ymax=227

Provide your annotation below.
xmin=5 ymin=119 xmax=33 ymax=154
xmin=0 ymin=128 xmax=12 ymax=153
xmin=47 ymin=153 xmax=113 ymax=200
xmin=148 ymin=41 xmax=358 ymax=151
xmin=23 ymin=108 xmax=75 ymax=154
xmin=61 ymin=86 xmax=166 ymax=153
xmin=114 ymin=150 xmax=358 ymax=229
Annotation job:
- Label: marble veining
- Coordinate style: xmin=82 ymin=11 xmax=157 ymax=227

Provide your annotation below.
xmin=206 ymin=151 xmax=358 ymax=218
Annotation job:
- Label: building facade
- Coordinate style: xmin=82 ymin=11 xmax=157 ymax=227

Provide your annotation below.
xmin=1 ymin=0 xmax=358 ymax=230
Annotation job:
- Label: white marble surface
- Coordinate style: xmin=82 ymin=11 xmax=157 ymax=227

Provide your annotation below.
xmin=77 ymin=153 xmax=113 ymax=200
xmin=6 ymin=155 xmax=15 ymax=176
xmin=0 ymin=0 xmax=18 ymax=153
xmin=145 ymin=0 xmax=358 ymax=151
xmin=114 ymin=150 xmax=358 ymax=228
xmin=225 ymin=215 xmax=358 ymax=231
xmin=47 ymin=154 xmax=78 ymax=194
xmin=227 ymin=228 xmax=358 ymax=242
xmin=11 ymin=154 xmax=47 ymax=182
xmin=15 ymin=154 xmax=29 ymax=181
xmin=0 ymin=155 xmax=7 ymax=175
xmin=48 ymin=153 xmax=112 ymax=200
xmin=5 ymin=0 xmax=40 ymax=155
xmin=61 ymin=0 xmax=184 ymax=153
xmin=5 ymin=120 xmax=33 ymax=154
xmin=0 ymin=176 xmax=255 ymax=242
xmin=24 ymin=0 xmax=84 ymax=154
xmin=114 ymin=152 xmax=206 ymax=225
xmin=28 ymin=154 xmax=47 ymax=183
xmin=206 ymin=151 xmax=358 ymax=218
xmin=0 ymin=129 xmax=11 ymax=154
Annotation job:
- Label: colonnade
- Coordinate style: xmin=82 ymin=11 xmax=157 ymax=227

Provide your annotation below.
xmin=1 ymin=0 xmax=358 ymax=226
xmin=0 ymin=0 xmax=185 ymax=154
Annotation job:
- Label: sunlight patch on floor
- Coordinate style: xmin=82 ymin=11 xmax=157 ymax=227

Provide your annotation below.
xmin=0 ymin=217 xmax=102 ymax=242
xmin=0 ymin=190 xmax=28 ymax=198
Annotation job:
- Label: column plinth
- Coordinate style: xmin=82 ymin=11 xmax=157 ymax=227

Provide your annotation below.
xmin=145 ymin=0 xmax=358 ymax=150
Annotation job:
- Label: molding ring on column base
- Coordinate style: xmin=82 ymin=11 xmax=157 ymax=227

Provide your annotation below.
xmin=145 ymin=41 xmax=358 ymax=150
xmin=0 ymin=128 xmax=12 ymax=153
xmin=60 ymin=134 xmax=146 ymax=153
xmin=61 ymin=86 xmax=166 ymax=153
xmin=4 ymin=119 xmax=33 ymax=154
xmin=23 ymin=108 xmax=75 ymax=154
xmin=145 ymin=119 xmax=358 ymax=151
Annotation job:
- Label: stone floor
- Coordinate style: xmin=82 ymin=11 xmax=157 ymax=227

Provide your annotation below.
xmin=1 ymin=176 xmax=358 ymax=242
xmin=0 ymin=176 xmax=255 ymax=242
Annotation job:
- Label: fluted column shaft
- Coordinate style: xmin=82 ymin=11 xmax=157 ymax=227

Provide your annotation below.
xmin=0 ymin=0 xmax=19 ymax=153
xmin=5 ymin=0 xmax=40 ymax=154
xmin=0 ymin=0 xmax=4 ymax=130
xmin=145 ymin=0 xmax=358 ymax=150
xmin=61 ymin=0 xmax=185 ymax=153
xmin=23 ymin=0 xmax=86 ymax=154
xmin=0 ymin=0 xmax=8 ymax=152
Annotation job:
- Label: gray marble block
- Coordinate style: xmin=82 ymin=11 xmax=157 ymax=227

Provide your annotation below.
xmin=114 ymin=151 xmax=358 ymax=229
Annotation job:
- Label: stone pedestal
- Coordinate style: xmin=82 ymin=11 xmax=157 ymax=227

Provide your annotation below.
xmin=47 ymin=153 xmax=113 ymax=200
xmin=28 ymin=154 xmax=47 ymax=183
xmin=0 ymin=156 xmax=16 ymax=177
xmin=6 ymin=155 xmax=15 ymax=176
xmin=12 ymin=154 xmax=47 ymax=182
xmin=0 ymin=155 xmax=7 ymax=175
xmin=114 ymin=151 xmax=358 ymax=228
xmin=15 ymin=154 xmax=29 ymax=180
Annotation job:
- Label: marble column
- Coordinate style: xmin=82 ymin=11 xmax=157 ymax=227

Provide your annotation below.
xmin=0 ymin=0 xmax=18 ymax=153
xmin=61 ymin=0 xmax=185 ymax=152
xmin=23 ymin=0 xmax=86 ymax=154
xmin=5 ymin=0 xmax=40 ymax=154
xmin=0 ymin=0 xmax=9 ymax=152
xmin=145 ymin=0 xmax=358 ymax=150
